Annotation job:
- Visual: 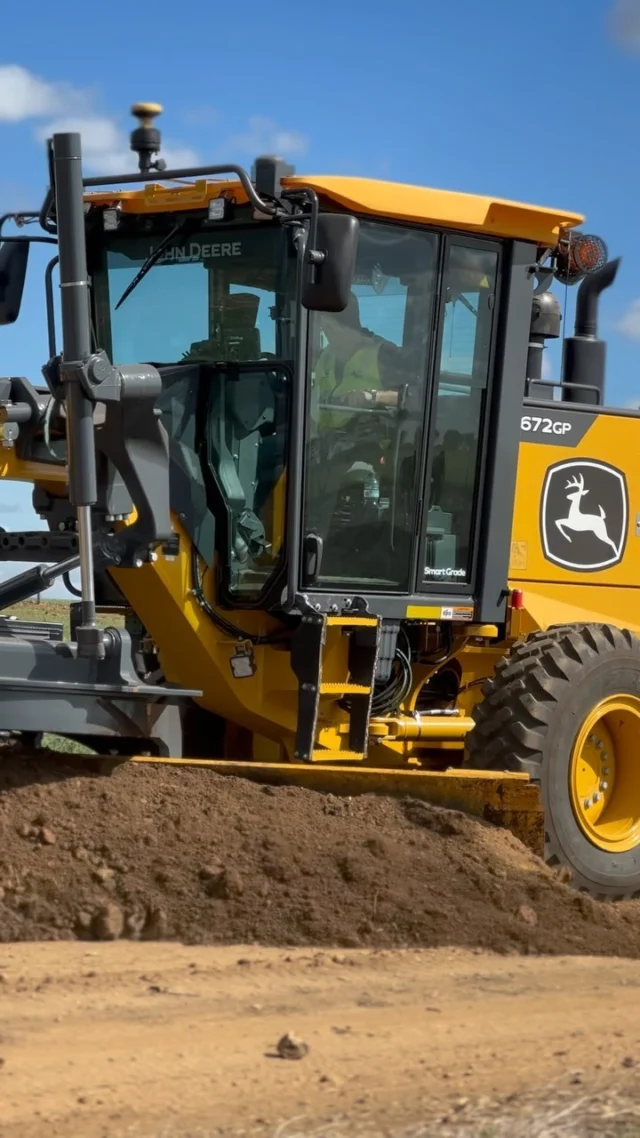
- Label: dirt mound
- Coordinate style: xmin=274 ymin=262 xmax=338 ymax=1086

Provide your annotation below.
xmin=1 ymin=746 xmax=640 ymax=954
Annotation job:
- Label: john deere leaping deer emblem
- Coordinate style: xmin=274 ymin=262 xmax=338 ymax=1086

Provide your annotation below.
xmin=555 ymin=472 xmax=618 ymax=553
xmin=540 ymin=459 xmax=628 ymax=572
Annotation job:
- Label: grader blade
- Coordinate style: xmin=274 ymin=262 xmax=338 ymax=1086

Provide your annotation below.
xmin=129 ymin=757 xmax=544 ymax=856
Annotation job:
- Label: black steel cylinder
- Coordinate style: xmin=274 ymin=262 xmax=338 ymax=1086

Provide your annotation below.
xmin=526 ymin=336 xmax=547 ymax=400
xmin=561 ymin=337 xmax=606 ymax=405
xmin=52 ymin=132 xmax=97 ymax=508
xmin=0 ymin=555 xmax=81 ymax=611
xmin=526 ymin=292 xmax=561 ymax=400
xmin=561 ymin=258 xmax=620 ymax=406
xmin=52 ymin=132 xmax=101 ymax=653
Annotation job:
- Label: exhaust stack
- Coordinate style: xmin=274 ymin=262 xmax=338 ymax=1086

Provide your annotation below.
xmin=561 ymin=258 xmax=621 ymax=405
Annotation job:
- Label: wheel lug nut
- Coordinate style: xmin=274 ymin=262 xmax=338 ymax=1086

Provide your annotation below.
xmin=603 ymin=767 xmax=610 ymax=776
xmin=584 ymin=798 xmax=591 ymax=809
xmin=601 ymin=782 xmax=609 ymax=791
xmin=593 ymin=792 xmax=600 ymax=804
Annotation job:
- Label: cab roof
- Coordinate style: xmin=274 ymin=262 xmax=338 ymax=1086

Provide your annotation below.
xmin=86 ymin=172 xmax=584 ymax=247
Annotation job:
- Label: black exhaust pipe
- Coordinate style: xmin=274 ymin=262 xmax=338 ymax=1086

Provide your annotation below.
xmin=561 ymin=257 xmax=621 ymax=405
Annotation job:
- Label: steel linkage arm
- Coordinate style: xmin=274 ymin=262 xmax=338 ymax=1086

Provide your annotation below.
xmin=43 ymin=131 xmax=172 ymax=660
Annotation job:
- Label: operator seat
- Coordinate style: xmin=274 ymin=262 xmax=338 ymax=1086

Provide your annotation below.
xmin=183 ymin=291 xmax=261 ymax=363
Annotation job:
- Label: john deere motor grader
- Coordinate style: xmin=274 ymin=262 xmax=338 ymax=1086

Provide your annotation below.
xmin=0 ymin=103 xmax=638 ymax=898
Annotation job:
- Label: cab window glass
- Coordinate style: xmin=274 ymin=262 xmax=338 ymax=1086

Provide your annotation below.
xmin=304 ymin=221 xmax=438 ymax=591
xmin=423 ymin=243 xmax=499 ymax=587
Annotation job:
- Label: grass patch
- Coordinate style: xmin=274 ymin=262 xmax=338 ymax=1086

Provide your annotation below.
xmin=40 ymin=734 xmax=95 ymax=755
xmin=5 ymin=600 xmax=124 ymax=640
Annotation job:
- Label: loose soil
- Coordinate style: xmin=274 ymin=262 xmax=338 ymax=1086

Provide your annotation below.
xmin=1 ymin=943 xmax=640 ymax=1138
xmin=1 ymin=745 xmax=640 ymax=955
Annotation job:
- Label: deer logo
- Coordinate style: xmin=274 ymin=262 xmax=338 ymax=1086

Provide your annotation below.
xmin=540 ymin=459 xmax=628 ymax=572
xmin=555 ymin=472 xmax=618 ymax=553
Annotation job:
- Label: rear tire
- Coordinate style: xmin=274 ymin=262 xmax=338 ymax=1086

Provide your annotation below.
xmin=465 ymin=623 xmax=640 ymax=899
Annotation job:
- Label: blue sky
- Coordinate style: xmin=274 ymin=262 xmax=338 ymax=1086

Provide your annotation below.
xmin=1 ymin=0 xmax=640 ymax=595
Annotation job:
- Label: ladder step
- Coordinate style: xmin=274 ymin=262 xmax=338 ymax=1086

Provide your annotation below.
xmin=326 ymin=616 xmax=378 ymax=627
xmin=319 ymin=682 xmax=371 ymax=695
xmin=311 ymin=749 xmax=364 ymax=763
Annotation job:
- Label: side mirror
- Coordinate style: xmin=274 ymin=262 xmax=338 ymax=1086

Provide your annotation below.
xmin=0 ymin=241 xmax=29 ymax=325
xmin=302 ymin=214 xmax=359 ymax=313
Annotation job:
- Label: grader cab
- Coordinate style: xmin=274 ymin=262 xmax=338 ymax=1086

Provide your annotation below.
xmin=0 ymin=103 xmax=638 ymax=899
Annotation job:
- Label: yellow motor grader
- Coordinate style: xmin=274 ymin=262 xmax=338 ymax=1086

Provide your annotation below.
xmin=0 ymin=102 xmax=638 ymax=898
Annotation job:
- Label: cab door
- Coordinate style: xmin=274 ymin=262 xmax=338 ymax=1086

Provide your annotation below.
xmin=416 ymin=236 xmax=501 ymax=596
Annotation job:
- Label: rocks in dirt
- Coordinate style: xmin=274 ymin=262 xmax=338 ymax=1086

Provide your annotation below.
xmin=276 ymin=1031 xmax=309 ymax=1060
xmin=336 ymin=855 xmax=365 ymax=885
xmin=363 ymin=836 xmax=389 ymax=859
xmin=124 ymin=911 xmax=146 ymax=939
xmin=75 ymin=912 xmax=92 ymax=935
xmin=92 ymin=867 xmax=115 ymax=885
xmin=90 ymin=903 xmax=124 ymax=941
xmin=16 ymin=821 xmax=56 ymax=845
xmin=141 ymin=906 xmax=169 ymax=940
xmin=199 ymin=865 xmax=244 ymax=899
xmin=401 ymin=800 xmax=467 ymax=836
xmin=5 ymin=752 xmax=640 ymax=954
xmin=517 ymin=905 xmax=538 ymax=927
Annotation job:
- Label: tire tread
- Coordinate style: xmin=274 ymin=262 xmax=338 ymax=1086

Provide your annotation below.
xmin=464 ymin=621 xmax=640 ymax=897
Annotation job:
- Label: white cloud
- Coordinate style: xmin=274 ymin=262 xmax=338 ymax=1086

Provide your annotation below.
xmin=0 ymin=66 xmax=305 ymax=177
xmin=610 ymin=0 xmax=640 ymax=51
xmin=34 ymin=116 xmax=198 ymax=176
xmin=226 ymin=115 xmax=308 ymax=159
xmin=616 ymin=298 xmax=640 ymax=340
xmin=0 ymin=64 xmax=198 ymax=174
xmin=0 ymin=65 xmax=88 ymax=123
xmin=541 ymin=352 xmax=553 ymax=380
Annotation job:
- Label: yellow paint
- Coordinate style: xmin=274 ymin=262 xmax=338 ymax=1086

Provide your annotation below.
xmin=507 ymin=410 xmax=640 ymax=636
xmin=569 ymin=695 xmax=640 ymax=853
xmin=284 ymin=177 xmax=583 ymax=244
xmin=406 ymin=605 xmax=442 ymax=619
xmin=319 ymin=682 xmax=370 ymax=694
xmin=509 ymin=585 xmax=640 ymax=639
xmin=384 ymin=716 xmax=474 ymax=740
xmin=510 ymin=541 xmax=528 ymax=571
xmin=109 ymin=529 xmax=301 ymax=756
xmin=84 ymin=174 xmax=583 ymax=245
xmin=267 ymin=470 xmax=286 ymax=559
xmin=2 ymin=161 xmax=634 ymax=798
xmin=0 ymin=451 xmax=68 ymax=485
xmin=510 ymin=413 xmax=639 ymax=590
xmin=326 ymin=615 xmax=378 ymax=626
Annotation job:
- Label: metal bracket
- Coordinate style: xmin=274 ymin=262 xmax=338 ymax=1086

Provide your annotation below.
xmin=290 ymin=613 xmax=326 ymax=761
xmin=0 ymin=628 xmax=201 ymax=754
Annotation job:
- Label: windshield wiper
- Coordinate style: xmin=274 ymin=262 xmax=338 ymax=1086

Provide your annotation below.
xmin=115 ymin=218 xmax=192 ymax=310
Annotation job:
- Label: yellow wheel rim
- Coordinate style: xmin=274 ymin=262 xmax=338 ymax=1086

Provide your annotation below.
xmin=570 ymin=694 xmax=640 ymax=853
